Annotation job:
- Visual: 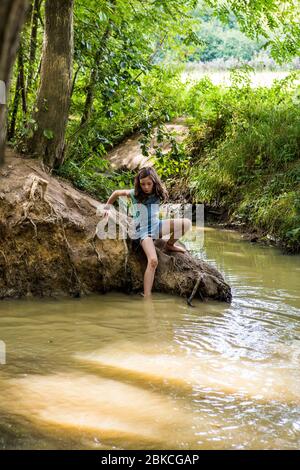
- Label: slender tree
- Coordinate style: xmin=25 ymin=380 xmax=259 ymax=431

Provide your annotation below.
xmin=80 ymin=26 xmax=112 ymax=127
xmin=8 ymin=0 xmax=39 ymax=141
xmin=80 ymin=0 xmax=116 ymax=127
xmin=26 ymin=0 xmax=41 ymax=94
xmin=25 ymin=0 xmax=74 ymax=170
xmin=0 ymin=0 xmax=28 ymax=166
xmin=8 ymin=37 xmax=26 ymax=140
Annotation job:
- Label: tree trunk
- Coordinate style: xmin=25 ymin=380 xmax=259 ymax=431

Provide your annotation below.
xmin=25 ymin=0 xmax=74 ymax=171
xmin=0 ymin=0 xmax=28 ymax=166
xmin=80 ymin=59 xmax=99 ymax=127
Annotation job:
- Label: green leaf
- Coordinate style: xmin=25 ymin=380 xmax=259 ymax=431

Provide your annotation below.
xmin=43 ymin=129 xmax=54 ymax=140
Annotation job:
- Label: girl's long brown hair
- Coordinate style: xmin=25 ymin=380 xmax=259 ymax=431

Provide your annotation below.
xmin=134 ymin=166 xmax=168 ymax=203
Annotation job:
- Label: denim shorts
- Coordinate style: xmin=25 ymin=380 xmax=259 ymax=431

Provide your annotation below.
xmin=131 ymin=219 xmax=163 ymax=249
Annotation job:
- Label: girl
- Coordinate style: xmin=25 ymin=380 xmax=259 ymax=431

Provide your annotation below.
xmin=103 ymin=167 xmax=192 ymax=298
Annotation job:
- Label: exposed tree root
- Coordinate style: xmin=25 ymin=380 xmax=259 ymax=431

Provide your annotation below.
xmin=187 ymin=274 xmax=203 ymax=307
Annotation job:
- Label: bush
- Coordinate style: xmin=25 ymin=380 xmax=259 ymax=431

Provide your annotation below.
xmin=186 ymin=71 xmax=300 ymax=251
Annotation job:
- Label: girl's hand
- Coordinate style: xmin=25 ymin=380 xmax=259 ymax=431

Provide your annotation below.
xmin=102 ymin=204 xmax=111 ymax=218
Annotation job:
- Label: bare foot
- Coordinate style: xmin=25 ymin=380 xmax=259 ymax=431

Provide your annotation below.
xmin=165 ymin=242 xmax=186 ymax=253
xmin=139 ymin=292 xmax=153 ymax=299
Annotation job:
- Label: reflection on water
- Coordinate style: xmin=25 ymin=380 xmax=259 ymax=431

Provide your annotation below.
xmin=0 ymin=226 xmax=300 ymax=449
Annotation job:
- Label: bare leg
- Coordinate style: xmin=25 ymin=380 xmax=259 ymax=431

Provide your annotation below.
xmin=159 ymin=218 xmax=192 ymax=252
xmin=140 ymin=236 xmax=158 ymax=298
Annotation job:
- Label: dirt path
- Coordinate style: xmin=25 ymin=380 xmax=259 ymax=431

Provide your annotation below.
xmin=107 ymin=118 xmax=189 ymax=170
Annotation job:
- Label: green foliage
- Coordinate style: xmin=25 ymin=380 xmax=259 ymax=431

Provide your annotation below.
xmin=156 ymin=138 xmax=191 ymax=179
xmin=139 ymin=120 xmax=192 ymax=180
xmin=57 ymin=0 xmax=196 ymax=195
xmin=59 ymin=64 xmax=187 ymax=195
xmin=56 ymin=154 xmax=135 ymax=200
xmin=204 ymin=0 xmax=300 ymax=63
xmin=43 ymin=129 xmax=54 ymax=140
xmin=187 ymin=16 xmax=263 ymax=62
xmin=187 ymin=71 xmax=300 ymax=251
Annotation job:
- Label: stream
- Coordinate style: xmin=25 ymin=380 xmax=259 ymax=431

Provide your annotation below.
xmin=0 ymin=226 xmax=299 ymax=449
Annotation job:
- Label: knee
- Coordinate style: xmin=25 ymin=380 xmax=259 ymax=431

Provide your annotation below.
xmin=148 ymin=256 xmax=158 ymax=270
xmin=182 ymin=217 xmax=192 ymax=232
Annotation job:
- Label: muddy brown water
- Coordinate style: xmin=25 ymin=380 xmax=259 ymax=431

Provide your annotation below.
xmin=0 ymin=226 xmax=299 ymax=449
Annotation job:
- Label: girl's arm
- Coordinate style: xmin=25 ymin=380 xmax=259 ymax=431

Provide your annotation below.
xmin=103 ymin=189 xmax=132 ymax=216
xmin=104 ymin=189 xmax=131 ymax=207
